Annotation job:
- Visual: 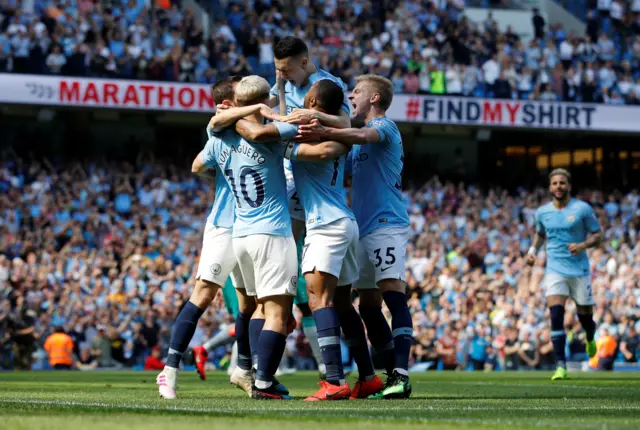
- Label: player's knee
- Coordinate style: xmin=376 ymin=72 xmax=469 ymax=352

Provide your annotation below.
xmin=191 ymin=279 xmax=219 ymax=307
xmin=236 ymin=289 xmax=257 ymax=314
xmin=377 ymin=279 xmax=405 ymax=294
xmin=297 ymin=302 xmax=312 ymax=317
xmin=358 ymin=289 xmax=383 ymax=308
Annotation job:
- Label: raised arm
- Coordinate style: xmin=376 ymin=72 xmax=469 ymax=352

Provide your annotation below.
xmin=208 ymin=104 xmax=271 ymax=133
xmin=290 ymin=141 xmax=349 ymax=162
xmin=235 ymin=120 xmax=283 ymax=142
xmin=297 ymin=119 xmax=379 ymax=145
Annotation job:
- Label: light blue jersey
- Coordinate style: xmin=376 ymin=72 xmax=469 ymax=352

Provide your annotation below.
xmin=205 ymin=129 xmax=291 ymax=238
xmin=201 ymin=128 xmax=235 ymax=228
xmin=275 ymin=122 xmax=354 ymax=230
xmin=535 ymin=198 xmax=601 ymax=278
xmin=350 ymin=117 xmax=409 ymax=237
xmin=270 ymin=68 xmax=351 ymax=115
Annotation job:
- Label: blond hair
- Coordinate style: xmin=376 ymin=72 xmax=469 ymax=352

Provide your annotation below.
xmin=549 ymin=168 xmax=572 ymax=184
xmin=235 ymin=75 xmax=270 ymax=106
xmin=355 ymin=74 xmax=394 ymax=110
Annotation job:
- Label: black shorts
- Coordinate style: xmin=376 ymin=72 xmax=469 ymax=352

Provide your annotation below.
xmin=53 ymin=363 xmax=72 ymax=370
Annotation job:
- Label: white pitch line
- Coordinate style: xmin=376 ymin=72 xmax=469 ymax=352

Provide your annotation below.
xmin=425 ymin=381 xmax=639 ymax=391
xmin=1 ymin=398 xmax=639 ymax=412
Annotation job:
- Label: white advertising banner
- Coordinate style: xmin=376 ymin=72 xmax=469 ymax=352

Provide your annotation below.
xmin=0 ymin=74 xmax=215 ymax=112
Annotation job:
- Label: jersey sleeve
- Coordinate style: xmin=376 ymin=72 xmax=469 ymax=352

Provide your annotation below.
xmin=200 ymin=137 xmax=219 ymax=168
xmin=367 ymin=118 xmax=393 ymax=145
xmin=534 ymin=209 xmax=545 ymax=234
xmin=205 ymin=126 xmax=217 ymax=139
xmin=582 ymin=204 xmax=601 ymax=233
xmin=273 ymin=121 xmax=299 ymax=140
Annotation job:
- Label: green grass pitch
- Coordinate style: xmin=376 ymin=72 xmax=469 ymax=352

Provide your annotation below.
xmin=1 ymin=371 xmax=639 ymax=430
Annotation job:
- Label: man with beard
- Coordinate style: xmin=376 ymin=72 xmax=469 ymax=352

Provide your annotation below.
xmin=526 ymin=169 xmax=603 ymax=380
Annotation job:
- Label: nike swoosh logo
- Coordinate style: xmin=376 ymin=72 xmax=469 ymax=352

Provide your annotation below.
xmin=380 ymin=267 xmax=392 ymax=272
xmin=325 ymin=388 xmax=346 ymax=399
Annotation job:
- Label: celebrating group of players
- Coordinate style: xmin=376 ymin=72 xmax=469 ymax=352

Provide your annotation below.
xmin=156 ymin=37 xmax=414 ymax=401
xmin=154 ymin=36 xmax=606 ymax=402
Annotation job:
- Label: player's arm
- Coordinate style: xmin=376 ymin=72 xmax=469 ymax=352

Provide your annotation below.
xmin=235 ymin=120 xmax=283 ymax=142
xmin=313 ymin=109 xmax=351 ymax=129
xmin=208 ymin=104 xmax=273 ymax=133
xmin=191 ymin=143 xmax=217 ymax=181
xmin=526 ymin=211 xmax=546 ymax=265
xmin=287 ymin=141 xmax=349 ymax=162
xmin=569 ymin=206 xmax=603 ymax=255
xmin=620 ymin=339 xmax=633 ymax=360
xmin=297 ymin=120 xmax=380 ymax=146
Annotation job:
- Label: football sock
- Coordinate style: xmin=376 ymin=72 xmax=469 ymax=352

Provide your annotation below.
xmin=359 ymin=304 xmax=395 ymax=374
xmin=383 ymin=291 xmax=413 ymax=375
xmin=337 ymin=305 xmax=375 ymax=380
xmin=550 ymin=305 xmax=567 ymax=369
xmin=313 ymin=307 xmax=345 ymax=386
xmin=235 ymin=312 xmax=252 ymax=371
xmin=166 ymin=301 xmax=205 ymax=368
xmin=302 ymin=316 xmax=325 ymax=373
xmin=578 ymin=313 xmax=596 ymax=342
xmin=255 ymin=330 xmax=286 ymax=389
xmin=249 ymin=318 xmax=265 ymax=369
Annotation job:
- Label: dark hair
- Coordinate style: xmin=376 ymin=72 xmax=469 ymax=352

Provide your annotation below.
xmin=312 ymin=80 xmax=344 ymax=116
xmin=54 ymin=326 xmax=65 ymax=333
xmin=273 ymin=36 xmax=308 ymax=60
xmin=211 ymin=75 xmax=243 ymax=105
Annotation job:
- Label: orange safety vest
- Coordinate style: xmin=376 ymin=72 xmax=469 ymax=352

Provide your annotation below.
xmin=156 ymin=0 xmax=170 ymax=9
xmin=44 ymin=333 xmax=74 ymax=366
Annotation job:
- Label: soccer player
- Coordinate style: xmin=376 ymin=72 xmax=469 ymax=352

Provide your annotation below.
xmin=235 ymin=79 xmax=384 ymax=401
xmin=157 ymin=76 xmax=252 ymax=400
xmin=297 ymin=75 xmax=413 ymax=399
xmin=209 ymin=75 xmax=298 ymax=400
xmin=526 ymin=168 xmax=603 ymax=380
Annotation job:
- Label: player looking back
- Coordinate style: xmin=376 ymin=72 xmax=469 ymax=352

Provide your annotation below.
xmin=269 ymin=36 xmax=352 ymax=379
xmin=297 ymin=75 xmax=413 ymax=399
xmin=526 ymin=169 xmax=603 ymax=380
xmin=209 ymin=76 xmax=298 ymax=400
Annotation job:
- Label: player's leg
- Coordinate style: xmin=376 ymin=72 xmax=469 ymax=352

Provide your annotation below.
xmin=355 ymin=240 xmax=395 ymax=375
xmin=250 ymin=234 xmax=297 ymax=400
xmin=229 ymin=274 xmax=257 ymax=396
xmin=544 ymin=273 xmax=571 ymax=380
xmin=292 ymin=226 xmax=325 ymax=378
xmin=359 ymin=227 xmax=413 ymax=399
xmin=303 ymin=219 xmax=362 ymax=401
xmin=571 ymin=277 xmax=597 ymax=358
xmin=157 ymin=278 xmax=218 ymax=399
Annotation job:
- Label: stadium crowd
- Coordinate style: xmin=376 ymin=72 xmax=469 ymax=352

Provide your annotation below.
xmin=1 ymin=151 xmax=638 ymax=372
xmin=3 ymin=0 xmax=640 ymax=103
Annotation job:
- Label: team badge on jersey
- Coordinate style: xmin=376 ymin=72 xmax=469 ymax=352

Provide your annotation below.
xmin=210 ymin=264 xmax=222 ymax=275
xmin=567 ymin=215 xmax=576 ymax=223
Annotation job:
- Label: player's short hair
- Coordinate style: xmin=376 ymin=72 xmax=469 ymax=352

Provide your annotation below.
xmin=274 ymin=36 xmax=308 ymax=60
xmin=549 ymin=168 xmax=572 ymax=184
xmin=355 ymin=74 xmax=394 ymax=110
xmin=211 ymin=75 xmax=242 ymax=105
xmin=312 ymin=80 xmax=344 ymax=115
xmin=235 ymin=75 xmax=270 ymax=106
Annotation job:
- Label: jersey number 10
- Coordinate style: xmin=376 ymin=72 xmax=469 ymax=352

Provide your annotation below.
xmin=225 ymin=168 xmax=265 ymax=208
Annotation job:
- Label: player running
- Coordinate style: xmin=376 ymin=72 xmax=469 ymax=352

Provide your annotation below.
xmin=526 ymin=168 xmax=603 ymax=380
xmin=235 ymin=79 xmax=384 ymax=401
xmin=297 ymin=75 xmax=413 ymax=399
xmin=156 ymin=76 xmax=251 ymax=400
xmin=268 ymin=36 xmax=353 ymax=378
xmin=209 ymin=75 xmax=298 ymax=400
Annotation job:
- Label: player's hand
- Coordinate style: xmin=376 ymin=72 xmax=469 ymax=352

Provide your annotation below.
xmin=525 ymin=253 xmax=536 ymax=266
xmin=258 ymin=104 xmax=277 ymax=120
xmin=276 ymin=70 xmax=285 ymax=88
xmin=277 ymin=108 xmax=317 ymax=125
xmin=568 ymin=242 xmax=585 ymax=256
xmin=296 ymin=119 xmax=328 ymax=142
